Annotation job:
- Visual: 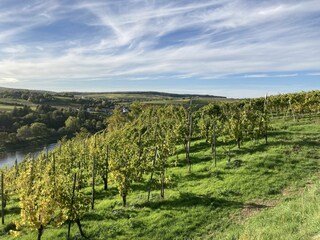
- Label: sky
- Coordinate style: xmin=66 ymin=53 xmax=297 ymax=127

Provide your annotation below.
xmin=0 ymin=0 xmax=319 ymax=98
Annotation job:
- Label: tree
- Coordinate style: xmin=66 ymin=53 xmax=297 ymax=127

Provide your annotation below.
xmin=65 ymin=116 xmax=80 ymax=132
xmin=16 ymin=125 xmax=32 ymax=140
xmin=30 ymin=122 xmax=50 ymax=139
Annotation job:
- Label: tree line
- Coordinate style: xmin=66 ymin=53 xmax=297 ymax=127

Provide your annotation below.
xmin=0 ymin=104 xmax=106 ymax=151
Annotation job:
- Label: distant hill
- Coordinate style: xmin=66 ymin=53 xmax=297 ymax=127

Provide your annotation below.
xmin=73 ymin=91 xmax=226 ymax=99
xmin=0 ymin=87 xmax=226 ymax=99
xmin=0 ymin=87 xmax=228 ymax=109
xmin=0 ymin=86 xmax=54 ymax=94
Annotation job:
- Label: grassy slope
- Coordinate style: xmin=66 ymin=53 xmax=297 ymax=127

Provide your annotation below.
xmin=77 ymin=92 xmax=230 ymax=106
xmin=141 ymin=98 xmax=236 ymax=106
xmin=0 ymin=87 xmax=230 ymax=110
xmin=219 ymin=117 xmax=320 ymax=240
xmin=0 ymin=96 xmax=85 ymax=111
xmin=0 ymin=94 xmax=226 ymax=111
xmin=1 ymin=116 xmax=320 ymax=239
xmin=0 ymin=98 xmax=36 ymax=112
xmin=0 ymin=105 xmax=17 ymax=111
xmin=228 ymin=179 xmax=320 ymax=240
xmin=77 ymin=93 xmax=165 ymax=99
xmin=76 ymin=91 xmax=225 ymax=99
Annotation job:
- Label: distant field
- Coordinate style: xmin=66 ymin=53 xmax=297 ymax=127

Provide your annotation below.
xmin=0 ymin=98 xmax=36 ymax=112
xmin=141 ymin=99 xmax=190 ymax=105
xmin=0 ymin=104 xmax=16 ymax=111
xmin=0 ymin=96 xmax=80 ymax=112
xmin=0 ymin=98 xmax=34 ymax=106
xmin=50 ymin=96 xmax=82 ymax=109
xmin=192 ymin=97 xmax=236 ymax=105
xmin=0 ymin=104 xmax=37 ymax=112
xmin=77 ymin=92 xmax=230 ymax=107
xmin=140 ymin=97 xmax=237 ymax=107
xmin=77 ymin=93 xmax=165 ymax=100
xmin=77 ymin=91 xmax=225 ymax=100
xmin=0 ymin=89 xmax=231 ymax=112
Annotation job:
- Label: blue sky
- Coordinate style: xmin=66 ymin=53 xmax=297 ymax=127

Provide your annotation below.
xmin=0 ymin=0 xmax=319 ymax=98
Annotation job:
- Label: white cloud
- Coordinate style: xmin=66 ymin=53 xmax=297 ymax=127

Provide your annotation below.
xmin=0 ymin=0 xmax=319 ymax=89
xmin=244 ymin=73 xmax=299 ymax=78
xmin=2 ymin=45 xmax=26 ymax=54
xmin=307 ymin=72 xmax=320 ymax=76
xmin=0 ymin=77 xmax=19 ymax=83
xmin=275 ymin=74 xmax=298 ymax=77
xmin=244 ymin=74 xmax=269 ymax=78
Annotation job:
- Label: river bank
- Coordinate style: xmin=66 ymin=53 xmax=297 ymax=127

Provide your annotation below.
xmin=0 ymin=142 xmax=58 ymax=169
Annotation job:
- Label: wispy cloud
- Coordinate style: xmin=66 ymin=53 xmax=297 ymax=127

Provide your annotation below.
xmin=244 ymin=74 xmax=269 ymax=78
xmin=244 ymin=73 xmax=299 ymax=78
xmin=307 ymin=72 xmax=320 ymax=76
xmin=2 ymin=45 xmax=26 ymax=54
xmin=0 ymin=77 xmax=19 ymax=83
xmin=0 ymin=0 xmax=319 ymax=95
xmin=274 ymin=74 xmax=298 ymax=77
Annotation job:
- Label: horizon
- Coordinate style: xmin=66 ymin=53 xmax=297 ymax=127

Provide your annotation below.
xmin=2 ymin=85 xmax=318 ymax=100
xmin=0 ymin=0 xmax=320 ymax=98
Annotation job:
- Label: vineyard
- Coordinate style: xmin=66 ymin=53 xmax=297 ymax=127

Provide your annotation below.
xmin=0 ymin=90 xmax=319 ymax=240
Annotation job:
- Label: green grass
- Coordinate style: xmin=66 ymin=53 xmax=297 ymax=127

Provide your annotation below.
xmin=78 ymin=93 xmax=164 ymax=99
xmin=0 ymin=104 xmax=37 ymax=112
xmin=0 ymin=98 xmax=37 ymax=112
xmin=0 ymin=96 xmax=82 ymax=111
xmin=0 ymin=92 xmax=231 ymax=111
xmin=141 ymin=97 xmax=234 ymax=106
xmin=141 ymin=99 xmax=190 ymax=105
xmin=1 ymin=116 xmax=320 ymax=239
xmin=223 ymin=181 xmax=320 ymax=240
xmin=0 ymin=104 xmax=17 ymax=111
xmin=76 ymin=92 xmax=230 ymax=107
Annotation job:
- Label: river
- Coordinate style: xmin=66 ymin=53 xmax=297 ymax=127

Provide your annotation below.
xmin=0 ymin=143 xmax=58 ymax=169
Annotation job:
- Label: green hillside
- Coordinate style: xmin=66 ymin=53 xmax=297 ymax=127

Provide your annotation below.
xmin=1 ymin=115 xmax=319 ymax=239
xmin=0 ymin=90 xmax=319 ymax=240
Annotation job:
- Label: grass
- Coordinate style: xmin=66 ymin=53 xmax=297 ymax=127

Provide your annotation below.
xmin=141 ymin=99 xmax=190 ymax=105
xmin=0 ymin=98 xmax=33 ymax=111
xmin=0 ymin=104 xmax=17 ymax=111
xmin=0 ymin=96 xmax=83 ymax=112
xmin=225 ymin=181 xmax=320 ymax=240
xmin=0 ymin=98 xmax=37 ymax=112
xmin=76 ymin=92 xmax=231 ymax=107
xmin=1 ymin=116 xmax=320 ymax=239
xmin=0 ymin=93 xmax=232 ymax=112
xmin=78 ymin=93 xmax=165 ymax=99
xmin=218 ymin=172 xmax=320 ymax=240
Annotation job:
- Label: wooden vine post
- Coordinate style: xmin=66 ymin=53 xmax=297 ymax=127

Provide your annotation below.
xmin=147 ymin=146 xmax=157 ymax=202
xmin=67 ymin=173 xmax=77 ymax=240
xmin=15 ymin=158 xmax=19 ymax=178
xmin=1 ymin=171 xmax=4 ymax=225
xmin=147 ymin=116 xmax=158 ymax=202
xmin=212 ymin=120 xmax=217 ymax=167
xmin=160 ymin=166 xmax=165 ymax=199
xmin=264 ymin=93 xmax=268 ymax=144
xmin=104 ymin=145 xmax=109 ymax=191
xmin=187 ymin=99 xmax=193 ymax=172
xmin=92 ymin=136 xmax=96 ymax=210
